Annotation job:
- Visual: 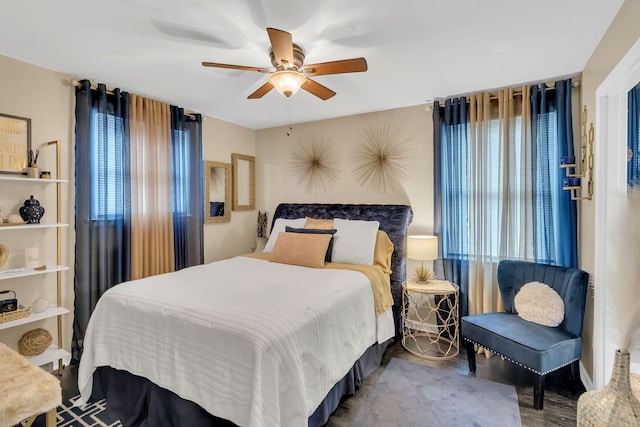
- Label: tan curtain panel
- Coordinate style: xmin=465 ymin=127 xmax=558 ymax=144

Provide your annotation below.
xmin=466 ymin=88 xmax=534 ymax=358
xmin=129 ymin=94 xmax=175 ymax=279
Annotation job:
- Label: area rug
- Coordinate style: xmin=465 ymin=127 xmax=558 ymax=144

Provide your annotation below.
xmin=348 ymin=358 xmax=521 ymax=427
xmin=17 ymin=396 xmax=122 ymax=427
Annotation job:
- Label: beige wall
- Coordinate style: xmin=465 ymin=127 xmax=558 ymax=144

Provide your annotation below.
xmin=255 ymin=104 xmax=434 ymax=275
xmin=202 ymin=117 xmax=256 ymax=262
xmin=578 ymin=0 xmax=640 ymax=384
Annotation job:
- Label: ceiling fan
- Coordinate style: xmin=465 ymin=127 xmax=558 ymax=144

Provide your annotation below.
xmin=202 ymin=27 xmax=368 ymax=100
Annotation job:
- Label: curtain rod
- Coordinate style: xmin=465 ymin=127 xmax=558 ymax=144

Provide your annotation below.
xmin=70 ymin=79 xmax=197 ymax=119
xmin=425 ymin=76 xmax=581 ymax=111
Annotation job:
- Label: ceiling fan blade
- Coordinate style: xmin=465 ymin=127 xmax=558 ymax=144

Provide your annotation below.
xmin=267 ymin=27 xmax=294 ymax=68
xmin=301 ymin=58 xmax=368 ymax=76
xmin=301 ymin=78 xmax=336 ymax=100
xmin=248 ymin=81 xmax=274 ymax=99
xmin=202 ymin=62 xmax=270 ymax=73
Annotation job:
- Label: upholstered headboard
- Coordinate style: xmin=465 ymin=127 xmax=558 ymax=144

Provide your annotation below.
xmin=272 ymin=203 xmax=413 ymax=335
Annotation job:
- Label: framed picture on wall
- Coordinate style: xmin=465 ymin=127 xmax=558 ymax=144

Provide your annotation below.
xmin=0 ymin=113 xmax=31 ymax=175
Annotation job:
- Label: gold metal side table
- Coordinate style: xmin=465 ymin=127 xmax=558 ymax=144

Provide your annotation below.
xmin=402 ymin=279 xmax=459 ymax=360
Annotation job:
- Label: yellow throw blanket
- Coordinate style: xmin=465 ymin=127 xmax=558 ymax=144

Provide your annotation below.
xmin=243 ymin=252 xmax=393 ymax=315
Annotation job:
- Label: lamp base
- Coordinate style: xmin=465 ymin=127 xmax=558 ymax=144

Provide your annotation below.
xmin=412 ymin=266 xmax=436 ymax=283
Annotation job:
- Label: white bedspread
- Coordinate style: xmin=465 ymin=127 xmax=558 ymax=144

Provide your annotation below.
xmin=78 ymin=256 xmax=394 ymax=427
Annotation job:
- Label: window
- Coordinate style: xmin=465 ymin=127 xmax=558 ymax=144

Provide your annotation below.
xmin=442 ymin=113 xmax=560 ymax=264
xmin=171 ymin=128 xmax=190 ymax=215
xmin=90 ymin=111 xmax=126 ymax=220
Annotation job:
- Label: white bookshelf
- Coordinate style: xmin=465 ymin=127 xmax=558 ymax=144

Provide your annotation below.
xmin=0 ymin=305 xmax=69 ymax=330
xmin=0 ymin=265 xmax=68 ymax=280
xmin=27 ymin=345 xmax=71 ymax=367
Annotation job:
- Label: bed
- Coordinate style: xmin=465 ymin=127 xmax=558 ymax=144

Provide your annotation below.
xmin=78 ymin=203 xmax=413 ymax=427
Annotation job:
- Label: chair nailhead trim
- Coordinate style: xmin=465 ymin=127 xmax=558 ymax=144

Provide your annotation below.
xmin=462 ymin=337 xmax=579 ymax=376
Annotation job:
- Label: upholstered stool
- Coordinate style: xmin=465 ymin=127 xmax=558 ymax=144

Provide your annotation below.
xmin=0 ymin=342 xmax=61 ymax=427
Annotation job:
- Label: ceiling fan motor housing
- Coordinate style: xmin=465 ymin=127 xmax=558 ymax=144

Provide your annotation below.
xmin=270 ymin=43 xmax=305 ymax=70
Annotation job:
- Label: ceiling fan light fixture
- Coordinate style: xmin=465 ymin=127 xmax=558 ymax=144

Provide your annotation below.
xmin=268 ymin=70 xmax=307 ymax=97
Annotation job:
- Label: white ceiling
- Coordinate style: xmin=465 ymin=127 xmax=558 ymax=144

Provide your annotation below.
xmin=0 ymin=0 xmax=625 ymax=130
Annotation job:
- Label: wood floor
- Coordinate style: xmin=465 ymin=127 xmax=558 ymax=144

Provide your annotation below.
xmin=58 ymin=340 xmax=583 ymax=426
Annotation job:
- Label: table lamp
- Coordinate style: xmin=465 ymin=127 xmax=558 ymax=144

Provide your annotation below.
xmin=407 ymin=235 xmax=438 ymax=283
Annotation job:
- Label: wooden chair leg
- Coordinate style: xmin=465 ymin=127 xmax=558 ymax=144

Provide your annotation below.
xmin=46 ymin=408 xmax=57 ymax=427
xmin=23 ymin=415 xmax=37 ymax=427
xmin=534 ymin=374 xmax=545 ymax=410
xmin=466 ymin=341 xmax=476 ymax=373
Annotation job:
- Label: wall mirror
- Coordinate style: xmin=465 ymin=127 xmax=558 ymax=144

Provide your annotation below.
xmin=204 ymin=160 xmax=231 ymax=224
xmin=231 ymin=153 xmax=255 ymax=211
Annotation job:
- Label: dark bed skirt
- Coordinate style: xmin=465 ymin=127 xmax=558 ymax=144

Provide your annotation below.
xmin=91 ymin=340 xmax=390 ymax=427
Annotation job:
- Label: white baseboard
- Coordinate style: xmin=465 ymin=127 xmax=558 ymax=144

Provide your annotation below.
xmin=580 ymin=361 xmax=595 ymax=391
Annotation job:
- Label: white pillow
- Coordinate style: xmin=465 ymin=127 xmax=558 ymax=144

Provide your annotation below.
xmin=263 ymin=218 xmax=306 ymax=253
xmin=514 ymin=281 xmax=565 ymax=327
xmin=331 ymin=218 xmax=380 ymax=265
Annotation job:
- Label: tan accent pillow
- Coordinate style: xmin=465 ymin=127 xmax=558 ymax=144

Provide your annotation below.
xmin=304 ymin=217 xmax=334 ymax=230
xmin=514 ymin=281 xmax=565 ymax=327
xmin=373 ymin=230 xmax=394 ymax=274
xmin=270 ymin=232 xmax=332 ymax=268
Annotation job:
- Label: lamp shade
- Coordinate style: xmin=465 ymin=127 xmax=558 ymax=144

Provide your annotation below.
xmin=407 ymin=235 xmax=438 ymax=261
xmin=268 ymin=70 xmax=307 ymax=97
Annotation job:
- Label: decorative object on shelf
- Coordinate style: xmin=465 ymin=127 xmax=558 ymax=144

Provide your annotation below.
xmin=31 ymin=298 xmax=49 ymax=314
xmin=40 ymin=171 xmax=51 ymax=179
xmin=24 ymin=247 xmax=39 ymax=269
xmin=353 ymin=123 xmax=411 ymax=192
xmin=0 ymin=304 xmax=29 ymax=323
xmin=560 ymin=105 xmax=593 ymax=201
xmin=290 ymin=134 xmax=339 ymax=192
xmin=7 ymin=214 xmax=24 ymax=224
xmin=25 ymin=148 xmax=40 ymax=178
xmin=0 ymin=290 xmax=17 ymax=312
xmin=577 ymin=187 xmax=640 ymax=424
xmin=0 ymin=113 xmax=31 ymax=175
xmin=0 ymin=244 xmax=7 ymax=268
xmin=18 ymin=195 xmax=45 ymax=224
xmin=18 ymin=328 xmax=52 ymax=356
xmin=407 ymin=235 xmax=439 ymax=283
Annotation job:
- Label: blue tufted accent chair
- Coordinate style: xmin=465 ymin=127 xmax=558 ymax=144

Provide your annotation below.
xmin=461 ymin=260 xmax=589 ymax=410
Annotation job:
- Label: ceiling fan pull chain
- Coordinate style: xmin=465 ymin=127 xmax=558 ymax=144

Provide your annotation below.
xmin=287 ymin=98 xmax=294 ymax=136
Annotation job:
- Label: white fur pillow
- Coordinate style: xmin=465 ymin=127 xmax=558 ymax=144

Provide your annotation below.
xmin=514 ymin=281 xmax=565 ymax=327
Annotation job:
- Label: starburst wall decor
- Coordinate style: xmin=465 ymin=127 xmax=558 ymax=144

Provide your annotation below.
xmin=352 ymin=123 xmax=412 ymax=192
xmin=290 ymin=134 xmax=340 ymax=192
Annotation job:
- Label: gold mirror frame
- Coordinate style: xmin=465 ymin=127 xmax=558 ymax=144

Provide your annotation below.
xmin=204 ymin=160 xmax=231 ymax=224
xmin=231 ymin=153 xmax=255 ymax=211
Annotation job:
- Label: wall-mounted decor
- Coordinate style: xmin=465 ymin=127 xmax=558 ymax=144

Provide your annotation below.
xmin=0 ymin=113 xmax=31 ymax=175
xmin=204 ymin=160 xmax=231 ymax=224
xmin=352 ymin=123 xmax=411 ymax=192
xmin=290 ymin=134 xmax=339 ymax=192
xmin=560 ymin=105 xmax=593 ymax=201
xmin=231 ymin=153 xmax=255 ymax=211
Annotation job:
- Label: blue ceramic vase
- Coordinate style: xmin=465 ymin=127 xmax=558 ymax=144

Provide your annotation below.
xmin=19 ymin=195 xmax=45 ymax=224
